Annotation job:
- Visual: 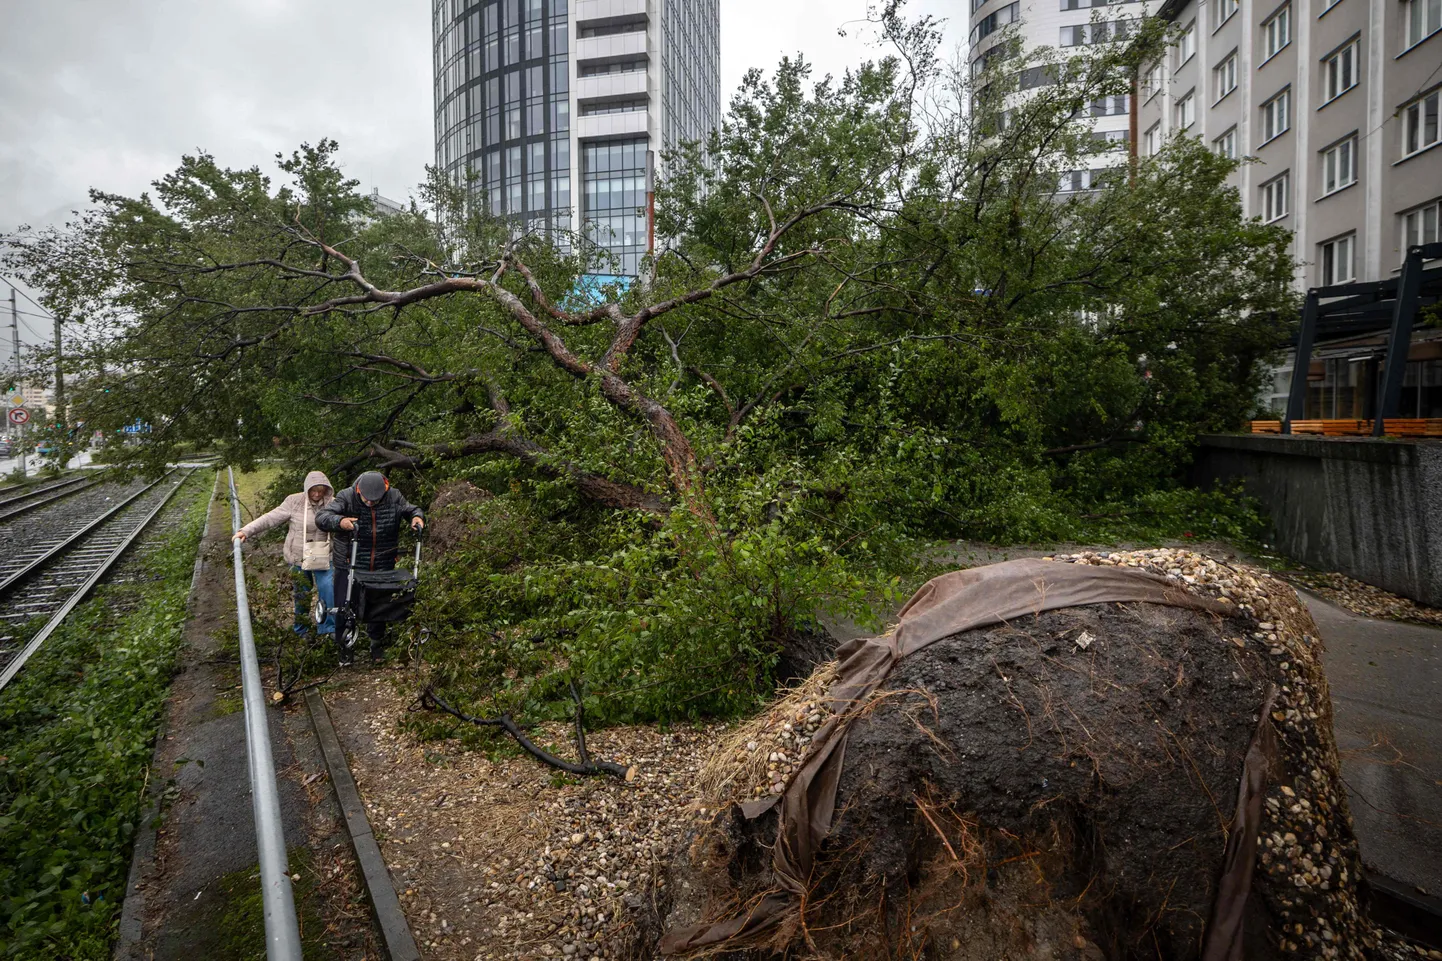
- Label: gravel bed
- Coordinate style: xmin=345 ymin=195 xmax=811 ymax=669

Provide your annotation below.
xmin=0 ymin=474 xmax=151 ymax=556
xmin=1279 ymin=568 xmax=1442 ymax=628
xmin=326 ymin=674 xmax=722 ymax=960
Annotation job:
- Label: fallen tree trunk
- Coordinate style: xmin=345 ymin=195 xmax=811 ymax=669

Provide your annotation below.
xmin=645 ymin=551 xmax=1422 ymax=960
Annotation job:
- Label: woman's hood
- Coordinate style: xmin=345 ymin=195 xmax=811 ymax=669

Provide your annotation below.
xmin=303 ymin=470 xmax=333 ymax=496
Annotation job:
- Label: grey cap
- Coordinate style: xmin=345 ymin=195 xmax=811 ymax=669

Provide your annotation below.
xmin=355 ymin=471 xmax=388 ymax=500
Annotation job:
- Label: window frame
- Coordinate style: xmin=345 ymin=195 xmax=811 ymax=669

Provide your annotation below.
xmin=1402 ymin=199 xmax=1441 ymax=253
xmin=1211 ymin=0 xmax=1240 ymax=31
xmin=1213 ymin=50 xmax=1239 ymax=102
xmin=1261 ymin=4 xmax=1292 ymax=61
xmin=1402 ymin=88 xmax=1441 ymax=158
xmin=1319 ymin=135 xmax=1358 ymax=195
xmin=1175 ymin=88 xmax=1197 ymax=129
xmin=1213 ymin=125 xmax=1240 ymax=158
xmin=1403 ymin=0 xmax=1442 ymax=48
xmin=1320 ymin=38 xmax=1359 ymax=105
xmin=1319 ymin=233 xmax=1357 ymax=286
xmin=1261 ymin=171 xmax=1291 ymax=222
xmin=1143 ymin=62 xmax=1164 ymax=102
xmin=1260 ymin=87 xmax=1292 ymax=143
xmin=1144 ymin=121 xmax=1163 ymax=156
xmin=1177 ymin=20 xmax=1197 ymax=65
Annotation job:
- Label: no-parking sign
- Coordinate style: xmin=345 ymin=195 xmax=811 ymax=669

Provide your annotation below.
xmin=7 ymin=407 xmax=29 ymax=425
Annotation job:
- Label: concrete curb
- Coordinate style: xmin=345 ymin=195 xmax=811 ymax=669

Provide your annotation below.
xmin=305 ymin=689 xmax=422 ymax=961
xmin=114 ymin=470 xmax=219 ymax=960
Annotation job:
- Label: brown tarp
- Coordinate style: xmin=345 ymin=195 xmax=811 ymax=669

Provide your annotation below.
xmin=660 ymin=557 xmax=1251 ymax=956
xmin=1201 ymin=685 xmax=1280 ymax=961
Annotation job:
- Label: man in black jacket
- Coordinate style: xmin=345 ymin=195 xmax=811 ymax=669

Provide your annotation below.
xmin=316 ymin=471 xmax=424 ymax=665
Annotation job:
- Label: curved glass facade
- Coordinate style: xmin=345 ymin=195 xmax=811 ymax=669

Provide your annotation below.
xmin=435 ymin=0 xmax=572 ymax=235
xmin=435 ymin=0 xmax=720 ymax=274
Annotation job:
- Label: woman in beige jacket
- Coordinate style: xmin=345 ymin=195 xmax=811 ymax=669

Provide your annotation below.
xmin=233 ymin=470 xmax=336 ymax=635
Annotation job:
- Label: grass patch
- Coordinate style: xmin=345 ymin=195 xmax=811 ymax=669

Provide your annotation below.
xmin=226 ymin=465 xmax=284 ymax=531
xmin=0 ymin=474 xmax=211 ymax=959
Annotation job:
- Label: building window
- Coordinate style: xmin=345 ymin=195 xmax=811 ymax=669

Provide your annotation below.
xmin=578 ymin=17 xmax=646 ymax=38
xmin=1144 ymin=122 xmax=1162 ymax=156
xmin=1175 ymin=89 xmax=1196 ymax=129
xmin=1403 ymin=199 xmax=1441 ymax=251
xmin=1322 ymin=40 xmax=1359 ymax=103
xmin=1261 ymin=88 xmax=1290 ymax=142
xmin=1213 ymin=51 xmax=1238 ymax=101
xmin=1212 ymin=0 xmax=1239 ymax=30
xmin=1177 ymin=20 xmax=1197 ymax=64
xmin=1090 ymin=95 xmax=1129 ymax=116
xmin=1060 ymin=20 xmax=1133 ymax=45
xmin=1262 ymin=5 xmax=1291 ymax=59
xmin=1320 ymin=136 xmax=1357 ymax=194
xmin=973 ymin=1 xmax=1020 ymax=44
xmin=1261 ymin=172 xmax=1290 ymax=221
xmin=1319 ymin=233 xmax=1356 ymax=285
xmin=579 ymin=59 xmax=647 ymax=77
xmin=582 ymin=139 xmax=649 ymax=276
xmin=1213 ymin=125 xmax=1239 ymax=158
xmin=580 ymin=100 xmax=648 ymax=116
xmin=1406 ymin=0 xmax=1441 ymax=47
xmin=1143 ymin=62 xmax=1163 ymax=101
xmin=1403 ymin=89 xmax=1441 ymax=156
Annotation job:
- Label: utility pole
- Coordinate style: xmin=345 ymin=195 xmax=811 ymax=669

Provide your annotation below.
xmin=9 ymin=286 xmax=25 ymax=477
xmin=52 ymin=308 xmax=64 ymax=461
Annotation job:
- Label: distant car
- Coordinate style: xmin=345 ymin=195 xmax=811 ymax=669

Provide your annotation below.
xmin=0 ymin=442 xmax=11 ymax=457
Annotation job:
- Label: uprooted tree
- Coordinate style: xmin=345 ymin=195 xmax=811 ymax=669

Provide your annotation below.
xmin=3 ymin=10 xmax=1296 ymax=724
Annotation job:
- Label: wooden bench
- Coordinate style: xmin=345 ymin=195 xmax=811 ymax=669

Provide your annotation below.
xmin=1251 ymin=419 xmax=1442 ymax=437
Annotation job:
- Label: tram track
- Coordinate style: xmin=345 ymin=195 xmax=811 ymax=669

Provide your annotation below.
xmin=0 ymin=468 xmax=196 ymax=692
xmin=0 ymin=474 xmax=102 ymax=522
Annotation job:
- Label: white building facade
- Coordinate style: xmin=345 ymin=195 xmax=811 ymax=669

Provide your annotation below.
xmin=969 ymin=0 xmax=1157 ymax=190
xmin=1137 ymin=0 xmax=1442 ymax=415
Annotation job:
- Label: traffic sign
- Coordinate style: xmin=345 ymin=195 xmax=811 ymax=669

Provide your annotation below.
xmin=9 ymin=396 xmax=23 ymax=407
xmin=7 ymin=407 xmax=29 ymax=425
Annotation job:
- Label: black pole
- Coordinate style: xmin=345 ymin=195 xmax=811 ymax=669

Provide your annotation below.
xmin=1284 ymin=290 xmax=1319 ymax=434
xmin=1372 ymin=247 xmax=1423 ymax=437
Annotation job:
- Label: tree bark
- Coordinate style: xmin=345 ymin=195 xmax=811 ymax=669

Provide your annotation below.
xmin=373 ymin=433 xmax=670 ymax=514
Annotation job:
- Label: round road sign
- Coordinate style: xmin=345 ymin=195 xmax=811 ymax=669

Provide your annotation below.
xmin=7 ymin=407 xmax=30 ymax=425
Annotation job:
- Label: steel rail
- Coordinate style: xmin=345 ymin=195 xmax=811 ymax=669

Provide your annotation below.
xmin=0 ymin=475 xmax=100 ymax=521
xmin=0 ymin=470 xmax=194 ymax=693
xmin=0 ymin=474 xmax=87 ymax=506
xmin=0 ymin=470 xmax=177 ymax=598
xmin=226 ymin=468 xmax=304 ymax=961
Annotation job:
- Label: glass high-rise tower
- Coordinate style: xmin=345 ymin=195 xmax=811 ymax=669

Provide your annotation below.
xmin=434 ymin=0 xmax=721 ymax=276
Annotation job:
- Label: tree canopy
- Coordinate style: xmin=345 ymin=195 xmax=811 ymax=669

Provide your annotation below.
xmin=4 ymin=12 xmax=1296 ymax=721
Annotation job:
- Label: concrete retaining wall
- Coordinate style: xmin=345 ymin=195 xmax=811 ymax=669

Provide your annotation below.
xmin=1193 ymin=434 xmax=1442 ymax=606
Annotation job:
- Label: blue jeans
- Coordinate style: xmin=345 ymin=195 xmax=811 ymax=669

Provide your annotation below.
xmin=290 ymin=565 xmax=335 ymax=635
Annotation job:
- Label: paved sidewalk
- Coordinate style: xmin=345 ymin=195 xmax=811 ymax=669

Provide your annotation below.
xmin=1303 ymin=593 xmax=1442 ymax=898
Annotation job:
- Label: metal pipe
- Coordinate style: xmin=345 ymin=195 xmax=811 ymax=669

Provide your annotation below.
xmin=227 ymin=468 xmax=304 ymax=961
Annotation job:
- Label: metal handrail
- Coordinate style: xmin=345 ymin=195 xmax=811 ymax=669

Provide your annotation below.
xmin=227 ymin=468 xmax=304 ymax=961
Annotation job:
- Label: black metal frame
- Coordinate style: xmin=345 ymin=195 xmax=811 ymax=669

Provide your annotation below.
xmin=1282 ymin=242 xmax=1442 ymax=435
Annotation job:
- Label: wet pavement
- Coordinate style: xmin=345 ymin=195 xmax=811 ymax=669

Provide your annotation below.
xmin=1304 ymin=592 xmax=1442 ymax=899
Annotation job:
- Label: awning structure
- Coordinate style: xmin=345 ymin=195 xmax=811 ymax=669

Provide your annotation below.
xmin=1284 ymin=242 xmax=1442 ymax=437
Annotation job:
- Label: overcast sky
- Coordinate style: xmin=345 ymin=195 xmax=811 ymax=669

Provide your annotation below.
xmin=0 ymin=0 xmax=958 ymax=342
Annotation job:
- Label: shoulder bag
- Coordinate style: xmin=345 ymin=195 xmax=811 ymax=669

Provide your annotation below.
xmin=301 ymin=499 xmax=332 ymax=571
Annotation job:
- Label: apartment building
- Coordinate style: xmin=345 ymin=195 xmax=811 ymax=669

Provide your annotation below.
xmin=433 ymin=0 xmax=721 ymax=276
xmin=1138 ymin=0 xmax=1441 ymax=416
